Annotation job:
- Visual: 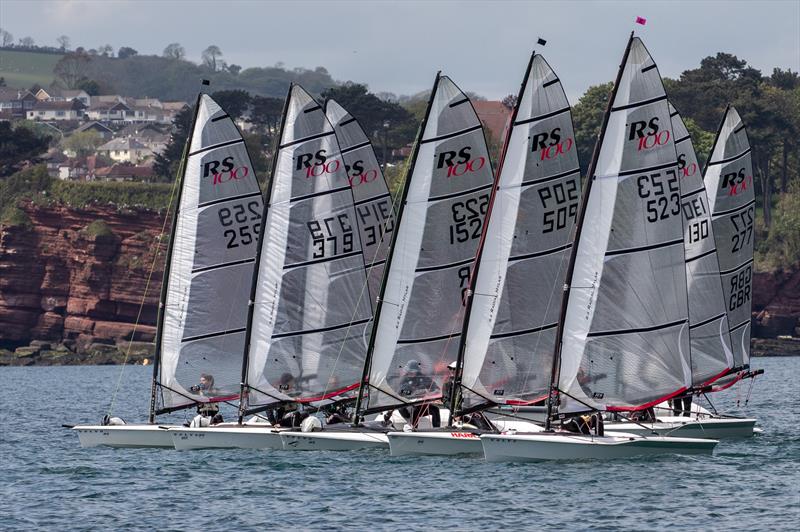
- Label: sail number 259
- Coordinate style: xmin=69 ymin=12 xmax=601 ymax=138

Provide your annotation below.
xmin=218 ymin=200 xmax=261 ymax=248
xmin=637 ymin=169 xmax=680 ymax=222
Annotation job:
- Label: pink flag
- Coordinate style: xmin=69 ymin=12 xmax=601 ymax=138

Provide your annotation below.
xmin=635 ymin=16 xmax=647 ymax=25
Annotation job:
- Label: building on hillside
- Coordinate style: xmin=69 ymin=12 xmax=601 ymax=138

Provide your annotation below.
xmin=0 ymin=88 xmax=38 ymax=118
xmin=35 ymin=88 xmax=91 ymax=106
xmin=85 ymin=99 xmax=132 ymax=122
xmin=161 ymin=101 xmax=190 ymax=122
xmin=74 ymin=121 xmax=114 ymax=140
xmin=117 ymin=123 xmax=170 ymax=154
xmin=96 ymin=137 xmax=153 ymax=164
xmin=472 ymin=101 xmax=513 ymax=148
xmin=26 ymin=99 xmax=86 ymax=121
xmin=93 ymin=162 xmax=155 ymax=182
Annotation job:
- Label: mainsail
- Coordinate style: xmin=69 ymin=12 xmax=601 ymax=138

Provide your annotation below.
xmin=244 ymin=85 xmax=372 ymax=411
xmin=155 ymin=93 xmax=263 ymax=413
xmin=459 ymin=53 xmax=580 ymax=412
xmin=325 ymin=99 xmax=394 ymax=312
xmin=361 ymin=74 xmax=496 ymax=412
xmin=703 ymin=106 xmax=754 ymax=371
xmin=671 ymin=104 xmax=734 ymax=386
xmin=556 ymin=36 xmax=691 ymax=414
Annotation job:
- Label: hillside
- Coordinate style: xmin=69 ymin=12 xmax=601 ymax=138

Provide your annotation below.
xmin=0 ymin=49 xmax=62 ymax=88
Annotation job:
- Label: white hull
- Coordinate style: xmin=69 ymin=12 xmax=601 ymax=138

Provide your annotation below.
xmin=169 ymin=426 xmax=285 ymax=450
xmin=73 ymin=424 xmax=176 ymax=448
xmin=481 ymin=432 xmax=718 ymax=462
xmin=388 ymin=431 xmax=483 ymax=456
xmin=280 ymin=430 xmax=389 ymax=451
xmin=606 ymin=416 xmax=758 ymax=439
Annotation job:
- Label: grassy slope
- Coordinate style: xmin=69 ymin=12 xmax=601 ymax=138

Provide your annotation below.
xmin=0 ymin=49 xmax=62 ymax=88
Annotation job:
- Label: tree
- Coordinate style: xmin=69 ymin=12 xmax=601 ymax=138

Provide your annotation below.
xmin=97 ymin=44 xmax=114 ymax=57
xmin=63 ymin=130 xmax=102 ymax=158
xmin=76 ymin=78 xmax=101 ymax=95
xmin=162 ymin=42 xmax=185 ymax=60
xmin=1 ymin=29 xmax=14 ymax=47
xmin=19 ymin=36 xmax=34 ymax=48
xmin=571 ymin=82 xmax=612 ymax=175
xmin=228 ymin=64 xmax=242 ymax=76
xmin=0 ymin=77 xmax=5 ymax=87
xmin=117 ymin=46 xmax=138 ymax=59
xmin=54 ymin=50 xmax=91 ymax=89
xmin=249 ymin=95 xmax=285 ymax=133
xmin=0 ymin=122 xmax=51 ymax=177
xmin=501 ymin=94 xmax=518 ymax=110
xmin=211 ymin=89 xmax=250 ymax=120
xmin=56 ymin=35 xmax=70 ymax=51
xmin=154 ymin=104 xmax=194 ymax=181
xmin=202 ymin=45 xmax=223 ymax=71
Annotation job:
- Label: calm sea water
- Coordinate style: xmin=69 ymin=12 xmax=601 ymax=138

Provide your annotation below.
xmin=1 ymin=356 xmax=798 ymax=531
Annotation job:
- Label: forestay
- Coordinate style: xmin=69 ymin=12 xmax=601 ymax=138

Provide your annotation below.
xmin=460 ymin=54 xmax=580 ymax=411
xmin=671 ymin=104 xmax=734 ymax=386
xmin=558 ymin=36 xmax=691 ymax=413
xmin=158 ymin=94 xmax=263 ymax=411
xmin=326 ymin=99 xmax=394 ymax=312
xmin=364 ymin=75 xmax=496 ymax=412
xmin=703 ymin=106 xmax=754 ymax=369
xmin=245 ymin=85 xmax=372 ymax=411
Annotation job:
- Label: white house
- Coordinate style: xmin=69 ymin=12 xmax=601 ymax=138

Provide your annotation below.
xmin=26 ymin=99 xmax=85 ymax=121
xmin=96 ymin=137 xmax=153 ymax=163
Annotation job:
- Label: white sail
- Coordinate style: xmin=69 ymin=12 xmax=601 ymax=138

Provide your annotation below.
xmin=159 ymin=94 xmax=263 ymax=410
xmin=245 ymin=85 xmax=372 ymax=410
xmin=363 ymin=75 xmax=496 ymax=412
xmin=703 ymin=106 xmax=754 ymax=369
xmin=326 ymin=99 xmax=394 ymax=313
xmin=460 ymin=54 xmax=580 ymax=410
xmin=671 ymin=104 xmax=734 ymax=386
xmin=558 ymin=36 xmax=691 ymax=414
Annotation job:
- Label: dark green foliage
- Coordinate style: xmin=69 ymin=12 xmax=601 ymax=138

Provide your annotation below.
xmin=153 ymin=104 xmax=194 ymax=182
xmin=0 ymin=123 xmax=51 ymax=176
xmin=210 ymin=89 xmax=250 ymax=120
xmin=571 ymin=82 xmax=612 ymax=175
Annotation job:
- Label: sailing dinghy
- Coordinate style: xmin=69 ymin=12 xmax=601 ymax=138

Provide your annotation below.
xmin=481 ymin=35 xmax=718 ymax=461
xmin=388 ymin=52 xmax=580 ymax=456
xmin=74 ymin=92 xmax=264 ymax=448
xmin=604 ymin=104 xmax=757 ymax=438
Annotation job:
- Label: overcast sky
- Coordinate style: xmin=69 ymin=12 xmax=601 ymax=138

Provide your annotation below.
xmin=2 ymin=0 xmax=798 ymax=101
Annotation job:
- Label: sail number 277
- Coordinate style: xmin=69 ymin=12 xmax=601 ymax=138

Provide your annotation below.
xmin=218 ymin=200 xmax=261 ymax=248
xmin=636 ymin=169 xmax=680 ymax=222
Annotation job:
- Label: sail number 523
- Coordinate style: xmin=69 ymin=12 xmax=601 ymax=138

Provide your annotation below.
xmin=637 ymin=169 xmax=680 ymax=222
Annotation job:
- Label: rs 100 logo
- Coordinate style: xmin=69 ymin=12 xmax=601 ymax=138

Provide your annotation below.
xmin=436 ymin=146 xmax=486 ymax=178
xmin=202 ymin=157 xmax=250 ymax=185
xmin=721 ymin=168 xmax=752 ymax=197
xmin=628 ymin=117 xmax=670 ymax=151
xmin=346 ymin=159 xmax=379 ymax=187
xmin=530 ymin=128 xmax=574 ymax=161
xmin=296 ymin=149 xmax=341 ymax=178
xmin=677 ymin=153 xmax=698 ymax=178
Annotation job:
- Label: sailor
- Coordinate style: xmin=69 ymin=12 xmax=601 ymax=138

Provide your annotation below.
xmin=397 ymin=359 xmax=441 ymax=428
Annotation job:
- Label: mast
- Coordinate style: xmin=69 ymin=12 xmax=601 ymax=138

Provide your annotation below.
xmin=543 ymin=33 xmax=634 ymax=431
xmin=237 ymin=87 xmax=292 ymax=423
xmin=148 ymin=90 xmax=202 ymax=423
xmin=447 ymin=52 xmax=536 ymax=424
xmin=352 ymin=73 xmax=442 ymax=422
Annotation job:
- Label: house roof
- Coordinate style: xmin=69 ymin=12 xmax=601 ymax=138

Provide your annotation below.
xmin=94 ymin=163 xmax=155 ymax=179
xmin=75 ymin=121 xmax=113 ymax=134
xmin=98 ymin=138 xmax=149 ymax=151
xmin=472 ymin=101 xmax=512 ymax=145
xmin=162 ymin=101 xmax=189 ymax=111
xmin=88 ymin=99 xmax=131 ymax=111
xmin=29 ymin=99 xmax=85 ymax=111
xmin=0 ymin=88 xmax=36 ymax=102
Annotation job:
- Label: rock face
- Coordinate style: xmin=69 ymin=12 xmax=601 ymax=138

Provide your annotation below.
xmin=0 ymin=202 xmax=165 ymax=361
xmin=753 ymin=265 xmax=800 ymax=338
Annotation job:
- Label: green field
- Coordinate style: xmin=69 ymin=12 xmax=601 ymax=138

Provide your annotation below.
xmin=0 ymin=49 xmax=62 ymax=88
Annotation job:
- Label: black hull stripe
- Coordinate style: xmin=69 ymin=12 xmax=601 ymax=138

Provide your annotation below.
xmin=416 ymin=255 xmax=474 ymax=273
xmin=183 ymin=327 xmax=246 ymax=343
xmin=291 ymin=184 xmax=351 ymax=204
xmin=681 ymin=187 xmax=706 ymax=199
xmin=518 ymin=167 xmax=580 ymax=188
xmin=397 ymin=331 xmax=461 ymax=345
xmin=611 ymin=94 xmax=668 ymax=112
xmin=606 ymin=238 xmax=683 ymax=257
xmin=691 ymin=312 xmax=726 ymax=330
xmin=713 ymin=198 xmax=755 ymax=218
xmin=340 ymin=140 xmax=371 ymax=155
xmin=192 ymin=258 xmax=255 ymax=274
xmin=707 ymin=148 xmax=751 ymax=167
xmin=271 ymin=317 xmax=372 ymax=340
xmin=354 ymin=192 xmax=391 ymax=207
xmin=284 ymin=250 xmax=363 ymax=270
xmin=427 ymin=182 xmax=493 ymax=203
xmin=509 ymin=242 xmax=572 ymax=263
xmin=490 ymin=322 xmax=558 ymax=340
xmin=189 ymin=138 xmax=243 ymax=157
xmin=587 ymin=318 xmax=687 ymax=338
xmin=719 ymin=258 xmax=753 ymax=276
xmin=686 ymin=247 xmax=717 ymax=263
xmin=280 ymin=130 xmax=333 ymax=149
xmin=198 ymin=191 xmax=262 ymax=209
xmin=729 ymin=319 xmax=750 ymax=333
xmin=420 ymin=124 xmax=482 ymax=145
xmin=514 ymin=107 xmax=569 ymax=126
xmin=211 ymin=113 xmax=230 ymax=122
xmin=615 ymin=160 xmax=676 ymax=178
